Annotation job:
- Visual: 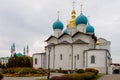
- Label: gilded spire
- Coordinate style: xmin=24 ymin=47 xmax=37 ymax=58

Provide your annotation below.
xmin=67 ymin=1 xmax=76 ymax=28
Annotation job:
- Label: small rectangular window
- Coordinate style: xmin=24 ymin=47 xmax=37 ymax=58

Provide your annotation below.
xmin=60 ymin=54 xmax=62 ymax=60
xmin=35 ymin=58 xmax=37 ymax=65
xmin=91 ymin=56 xmax=95 ymax=64
xmin=77 ymin=54 xmax=79 ymax=60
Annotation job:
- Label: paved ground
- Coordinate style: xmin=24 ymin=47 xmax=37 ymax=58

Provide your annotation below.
xmin=2 ymin=73 xmax=64 ymax=80
xmin=98 ymin=74 xmax=120 ymax=80
xmin=3 ymin=74 xmax=120 ymax=80
xmin=3 ymin=77 xmax=46 ymax=80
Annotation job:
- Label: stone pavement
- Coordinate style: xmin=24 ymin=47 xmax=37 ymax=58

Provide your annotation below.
xmin=98 ymin=74 xmax=120 ymax=80
xmin=2 ymin=73 xmax=64 ymax=80
xmin=3 ymin=77 xmax=46 ymax=80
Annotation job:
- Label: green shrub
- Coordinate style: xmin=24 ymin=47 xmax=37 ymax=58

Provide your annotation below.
xmin=50 ymin=76 xmax=72 ymax=80
xmin=63 ymin=74 xmax=84 ymax=80
xmin=85 ymin=68 xmax=99 ymax=75
xmin=37 ymin=68 xmax=47 ymax=75
xmin=76 ymin=69 xmax=85 ymax=73
xmin=83 ymin=72 xmax=95 ymax=80
xmin=63 ymin=72 xmax=96 ymax=80
xmin=58 ymin=70 xmax=68 ymax=74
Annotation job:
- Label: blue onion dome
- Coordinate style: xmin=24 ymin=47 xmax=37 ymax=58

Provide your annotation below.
xmin=53 ymin=19 xmax=64 ymax=30
xmin=63 ymin=29 xmax=68 ymax=34
xmin=75 ymin=13 xmax=88 ymax=25
xmin=86 ymin=22 xmax=94 ymax=33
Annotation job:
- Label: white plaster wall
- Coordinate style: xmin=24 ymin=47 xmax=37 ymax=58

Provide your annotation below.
xmin=85 ymin=50 xmax=113 ymax=74
xmin=76 ymin=24 xmax=86 ymax=33
xmin=33 ymin=55 xmax=42 ymax=69
xmin=54 ymin=44 xmax=72 ymax=70
xmin=86 ymin=50 xmax=106 ymax=67
xmin=46 ymin=46 xmax=55 ymax=69
xmin=41 ymin=55 xmax=47 ymax=68
xmin=73 ymin=44 xmax=89 ymax=69
xmin=54 ymin=29 xmax=62 ymax=37
xmin=98 ymin=38 xmax=111 ymax=51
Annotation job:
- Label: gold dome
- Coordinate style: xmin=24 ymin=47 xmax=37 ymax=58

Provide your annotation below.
xmin=96 ymin=41 xmax=100 ymax=45
xmin=67 ymin=2 xmax=76 ymax=28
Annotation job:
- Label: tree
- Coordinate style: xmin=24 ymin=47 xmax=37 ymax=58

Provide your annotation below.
xmin=7 ymin=55 xmax=32 ymax=68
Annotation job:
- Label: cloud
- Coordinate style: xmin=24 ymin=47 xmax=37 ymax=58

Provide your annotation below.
xmin=0 ymin=0 xmax=120 ymax=63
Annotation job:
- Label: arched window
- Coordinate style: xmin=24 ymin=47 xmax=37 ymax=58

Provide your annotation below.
xmin=91 ymin=55 xmax=95 ymax=64
xmin=35 ymin=58 xmax=37 ymax=65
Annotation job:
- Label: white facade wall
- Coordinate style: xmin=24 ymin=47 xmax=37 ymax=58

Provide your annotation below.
xmin=85 ymin=50 xmax=111 ymax=74
xmin=86 ymin=50 xmax=106 ymax=67
xmin=73 ymin=44 xmax=89 ymax=69
xmin=33 ymin=54 xmax=46 ymax=69
xmin=33 ymin=54 xmax=42 ymax=69
xmin=98 ymin=38 xmax=111 ymax=51
xmin=54 ymin=29 xmax=62 ymax=37
xmin=54 ymin=44 xmax=72 ymax=70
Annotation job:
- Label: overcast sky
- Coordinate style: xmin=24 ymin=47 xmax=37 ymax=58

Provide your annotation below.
xmin=0 ymin=0 xmax=120 ymax=63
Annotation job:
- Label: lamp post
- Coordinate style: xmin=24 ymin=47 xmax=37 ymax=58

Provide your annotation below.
xmin=47 ymin=47 xmax=51 ymax=80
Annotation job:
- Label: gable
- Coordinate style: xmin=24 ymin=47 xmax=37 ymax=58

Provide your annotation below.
xmin=45 ymin=35 xmax=58 ymax=44
xmin=98 ymin=38 xmax=107 ymax=43
xmin=58 ymin=34 xmax=72 ymax=43
xmin=73 ymin=39 xmax=88 ymax=44
xmin=72 ymin=32 xmax=92 ymax=43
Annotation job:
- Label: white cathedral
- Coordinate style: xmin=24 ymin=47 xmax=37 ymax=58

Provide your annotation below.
xmin=33 ymin=4 xmax=112 ymax=74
